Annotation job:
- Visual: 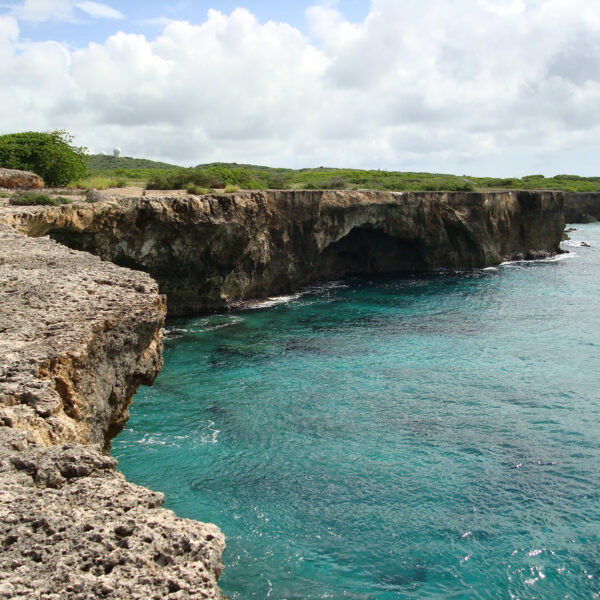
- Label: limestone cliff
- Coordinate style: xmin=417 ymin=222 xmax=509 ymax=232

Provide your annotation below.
xmin=0 ymin=226 xmax=165 ymax=451
xmin=564 ymin=192 xmax=600 ymax=223
xmin=1 ymin=189 xmax=565 ymax=315
xmin=0 ymin=226 xmax=225 ymax=599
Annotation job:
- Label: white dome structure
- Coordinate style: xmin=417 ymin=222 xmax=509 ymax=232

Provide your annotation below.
xmin=113 ymin=147 xmax=121 ymax=158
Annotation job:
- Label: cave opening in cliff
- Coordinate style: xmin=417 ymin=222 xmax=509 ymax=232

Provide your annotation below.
xmin=315 ymin=226 xmax=426 ymax=278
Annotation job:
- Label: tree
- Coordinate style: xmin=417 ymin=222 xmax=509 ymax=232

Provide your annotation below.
xmin=0 ymin=130 xmax=87 ymax=186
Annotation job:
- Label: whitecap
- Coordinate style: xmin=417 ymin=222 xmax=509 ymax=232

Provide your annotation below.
xmin=307 ymin=280 xmax=350 ymax=292
xmin=500 ymin=253 xmax=576 ymax=267
xmin=542 ymin=253 xmax=576 ymax=262
xmin=163 ymin=327 xmax=188 ymax=339
xmin=197 ymin=420 xmax=220 ymax=445
xmin=201 ymin=315 xmax=245 ymax=331
xmin=246 ymin=293 xmax=303 ymax=309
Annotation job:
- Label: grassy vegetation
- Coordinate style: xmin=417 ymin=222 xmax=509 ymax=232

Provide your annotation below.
xmin=9 ymin=191 xmax=73 ymax=206
xmin=68 ymin=175 xmax=127 ymax=190
xmin=85 ymin=155 xmax=600 ymax=193
xmin=472 ymin=174 xmax=600 ymax=193
xmin=87 ymin=154 xmax=178 ymax=172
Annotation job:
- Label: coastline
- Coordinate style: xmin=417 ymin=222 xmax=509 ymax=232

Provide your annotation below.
xmin=0 ymin=189 xmax=566 ymax=597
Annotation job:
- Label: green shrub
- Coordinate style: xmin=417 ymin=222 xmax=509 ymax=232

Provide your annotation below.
xmin=185 ymin=183 xmax=208 ymax=195
xmin=146 ymin=166 xmax=264 ymax=190
xmin=68 ymin=176 xmax=119 ymax=190
xmin=328 ymin=176 xmax=348 ymax=189
xmin=265 ymin=173 xmax=290 ymax=189
xmin=9 ymin=192 xmax=72 ymax=206
xmin=0 ymin=130 xmax=87 ymax=186
xmin=224 ymin=184 xmax=240 ymax=193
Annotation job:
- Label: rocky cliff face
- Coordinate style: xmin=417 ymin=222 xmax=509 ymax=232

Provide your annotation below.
xmin=1 ymin=189 xmax=565 ymax=315
xmin=564 ymin=192 xmax=600 ymax=223
xmin=0 ymin=226 xmax=225 ymax=599
xmin=0 ymin=226 xmax=165 ymax=451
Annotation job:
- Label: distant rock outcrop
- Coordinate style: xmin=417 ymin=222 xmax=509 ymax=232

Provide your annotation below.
xmin=564 ymin=192 xmax=600 ymax=223
xmin=0 ymin=167 xmax=44 ymax=189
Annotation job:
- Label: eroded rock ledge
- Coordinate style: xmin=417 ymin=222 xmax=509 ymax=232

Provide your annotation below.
xmin=1 ymin=189 xmax=565 ymax=315
xmin=0 ymin=226 xmax=225 ymax=599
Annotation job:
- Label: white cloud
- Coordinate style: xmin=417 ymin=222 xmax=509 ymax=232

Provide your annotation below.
xmin=8 ymin=0 xmax=122 ymax=21
xmin=0 ymin=1 xmax=599 ymax=175
xmin=139 ymin=16 xmax=176 ymax=27
xmin=75 ymin=1 xmax=123 ymax=19
xmin=11 ymin=0 xmax=74 ymax=22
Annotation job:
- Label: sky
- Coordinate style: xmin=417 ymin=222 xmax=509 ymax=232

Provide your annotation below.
xmin=0 ymin=0 xmax=599 ymax=176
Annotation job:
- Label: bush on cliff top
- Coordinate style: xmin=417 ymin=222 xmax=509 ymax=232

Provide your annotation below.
xmin=0 ymin=130 xmax=88 ymax=187
xmin=146 ymin=166 xmax=263 ymax=191
xmin=9 ymin=191 xmax=73 ymax=206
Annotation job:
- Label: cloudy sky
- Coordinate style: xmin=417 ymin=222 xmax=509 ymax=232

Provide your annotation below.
xmin=0 ymin=0 xmax=598 ymax=175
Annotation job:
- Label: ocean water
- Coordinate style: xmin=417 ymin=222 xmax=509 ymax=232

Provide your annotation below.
xmin=114 ymin=224 xmax=600 ymax=600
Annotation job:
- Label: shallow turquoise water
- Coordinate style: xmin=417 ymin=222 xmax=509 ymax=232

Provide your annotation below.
xmin=114 ymin=224 xmax=600 ymax=600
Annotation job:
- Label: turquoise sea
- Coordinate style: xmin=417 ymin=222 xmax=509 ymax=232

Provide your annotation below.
xmin=114 ymin=224 xmax=600 ymax=599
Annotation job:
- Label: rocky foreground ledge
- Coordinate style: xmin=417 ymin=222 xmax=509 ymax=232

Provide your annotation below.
xmin=1 ymin=189 xmax=565 ymax=315
xmin=0 ymin=226 xmax=225 ymax=599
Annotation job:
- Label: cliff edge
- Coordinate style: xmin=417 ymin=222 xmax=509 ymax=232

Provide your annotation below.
xmin=0 ymin=226 xmax=225 ymax=599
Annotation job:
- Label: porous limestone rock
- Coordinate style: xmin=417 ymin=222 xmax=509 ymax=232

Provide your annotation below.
xmin=0 ymin=168 xmax=44 ymax=190
xmin=0 ymin=226 xmax=165 ymax=450
xmin=0 ymin=430 xmax=225 ymax=600
xmin=0 ymin=226 xmax=225 ymax=599
xmin=0 ymin=189 xmax=565 ymax=315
